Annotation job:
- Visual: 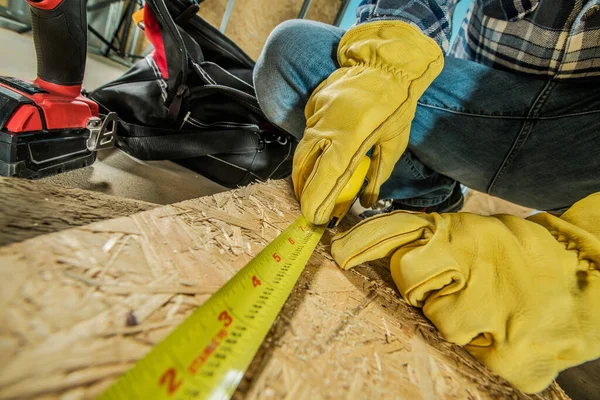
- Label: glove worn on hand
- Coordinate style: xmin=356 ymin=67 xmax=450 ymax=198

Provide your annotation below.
xmin=293 ymin=21 xmax=444 ymax=225
xmin=331 ymin=193 xmax=600 ymax=393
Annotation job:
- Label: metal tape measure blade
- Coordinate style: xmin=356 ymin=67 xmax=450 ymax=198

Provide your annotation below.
xmin=100 ymin=216 xmax=324 ymax=400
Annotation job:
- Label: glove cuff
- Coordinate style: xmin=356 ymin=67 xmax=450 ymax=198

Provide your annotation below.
xmin=337 ymin=21 xmax=444 ymax=81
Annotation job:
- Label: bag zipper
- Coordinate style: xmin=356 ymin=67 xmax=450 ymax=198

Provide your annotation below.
xmin=188 ymin=84 xmax=262 ymax=114
xmin=185 ymin=115 xmax=258 ymax=129
xmin=149 ymin=0 xmax=192 ymax=120
xmin=152 ymin=0 xmax=189 ymax=81
xmin=167 ymin=84 xmax=190 ymax=121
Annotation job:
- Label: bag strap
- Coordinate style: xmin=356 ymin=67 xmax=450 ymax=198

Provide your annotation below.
xmin=188 ymin=84 xmax=262 ymax=115
xmin=173 ymin=0 xmax=203 ymax=25
xmin=115 ymin=119 xmax=264 ymax=161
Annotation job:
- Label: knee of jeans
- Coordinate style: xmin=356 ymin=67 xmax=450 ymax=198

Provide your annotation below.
xmin=255 ymin=19 xmax=313 ymax=82
xmin=253 ymin=20 xmax=322 ymax=129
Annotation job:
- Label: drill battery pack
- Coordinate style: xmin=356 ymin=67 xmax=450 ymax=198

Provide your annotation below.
xmin=0 ymin=77 xmax=97 ymax=179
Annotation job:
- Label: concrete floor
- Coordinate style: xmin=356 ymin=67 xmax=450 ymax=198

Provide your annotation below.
xmin=0 ymin=28 xmax=226 ymax=204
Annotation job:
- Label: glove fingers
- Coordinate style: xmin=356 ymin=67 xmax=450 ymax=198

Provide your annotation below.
xmin=360 ymin=126 xmax=411 ymax=207
xmin=331 ymin=211 xmax=435 ymax=269
xmin=304 ymin=78 xmax=329 ymax=119
xmin=291 ymin=138 xmax=329 ymax=201
xmin=295 ymin=140 xmax=377 ymax=225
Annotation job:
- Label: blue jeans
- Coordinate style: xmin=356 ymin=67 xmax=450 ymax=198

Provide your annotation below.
xmin=253 ymin=20 xmax=600 ymax=211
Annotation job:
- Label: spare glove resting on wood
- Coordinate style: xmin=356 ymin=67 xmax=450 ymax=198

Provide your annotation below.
xmin=331 ymin=192 xmax=600 ymax=393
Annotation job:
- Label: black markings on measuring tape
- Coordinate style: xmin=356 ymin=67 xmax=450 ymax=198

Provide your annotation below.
xmin=99 ymin=220 xmax=324 ymax=400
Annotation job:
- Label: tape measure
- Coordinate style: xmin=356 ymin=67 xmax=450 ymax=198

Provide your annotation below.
xmin=99 ymin=156 xmax=370 ymax=400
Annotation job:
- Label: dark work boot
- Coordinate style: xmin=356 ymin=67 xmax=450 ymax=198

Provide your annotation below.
xmin=360 ymin=184 xmax=465 ymax=219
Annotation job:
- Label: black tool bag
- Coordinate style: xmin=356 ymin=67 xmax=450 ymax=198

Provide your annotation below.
xmin=89 ymin=0 xmax=295 ymax=188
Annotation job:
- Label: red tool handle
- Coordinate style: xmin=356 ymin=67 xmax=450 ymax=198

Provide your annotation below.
xmin=27 ymin=0 xmax=87 ymax=97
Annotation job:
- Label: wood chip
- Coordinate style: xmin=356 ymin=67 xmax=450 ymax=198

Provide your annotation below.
xmin=64 ymin=271 xmax=218 ymax=295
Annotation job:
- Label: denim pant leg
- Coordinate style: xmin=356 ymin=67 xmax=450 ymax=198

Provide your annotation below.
xmin=392 ymin=59 xmax=600 ymax=211
xmin=381 ymin=57 xmax=550 ymax=206
xmin=254 ymin=20 xmax=343 ymax=139
xmin=254 ymin=19 xmax=458 ymax=207
xmin=254 ymin=20 xmax=600 ymax=210
xmin=485 ymin=79 xmax=600 ymax=211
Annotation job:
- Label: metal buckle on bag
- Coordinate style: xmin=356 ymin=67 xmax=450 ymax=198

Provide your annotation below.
xmin=262 ymin=131 xmax=288 ymax=146
xmin=86 ymin=112 xmax=118 ymax=152
xmin=260 ymin=125 xmax=289 ymax=147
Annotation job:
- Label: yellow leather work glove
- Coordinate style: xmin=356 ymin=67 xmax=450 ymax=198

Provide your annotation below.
xmin=331 ymin=193 xmax=600 ymax=393
xmin=293 ymin=21 xmax=443 ymax=225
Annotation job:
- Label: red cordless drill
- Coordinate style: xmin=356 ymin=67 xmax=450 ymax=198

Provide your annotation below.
xmin=0 ymin=0 xmax=116 ymax=178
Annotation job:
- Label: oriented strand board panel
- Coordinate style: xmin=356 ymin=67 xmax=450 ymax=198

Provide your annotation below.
xmin=197 ymin=0 xmax=342 ymax=60
xmin=224 ymin=0 xmax=299 ymax=60
xmin=306 ymin=0 xmax=344 ymax=23
xmin=133 ymin=0 xmax=343 ymax=61
xmin=0 ymin=180 xmax=568 ymax=399
xmin=196 ymin=0 xmax=228 ymax=30
xmin=0 ymin=177 xmax=157 ymax=246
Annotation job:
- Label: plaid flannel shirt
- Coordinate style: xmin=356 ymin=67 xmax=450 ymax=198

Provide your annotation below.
xmin=356 ymin=0 xmax=600 ymax=79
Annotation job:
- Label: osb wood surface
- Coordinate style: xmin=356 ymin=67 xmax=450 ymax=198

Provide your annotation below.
xmin=197 ymin=0 xmax=343 ymax=60
xmin=0 ymin=181 xmax=567 ymax=399
xmin=0 ymin=177 xmax=158 ymax=247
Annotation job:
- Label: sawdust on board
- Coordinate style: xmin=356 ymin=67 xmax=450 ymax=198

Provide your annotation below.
xmin=0 ymin=180 xmax=568 ymax=399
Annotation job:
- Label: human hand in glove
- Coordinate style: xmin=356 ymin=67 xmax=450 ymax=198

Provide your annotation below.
xmin=331 ymin=193 xmax=600 ymax=393
xmin=293 ymin=21 xmax=444 ymax=225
